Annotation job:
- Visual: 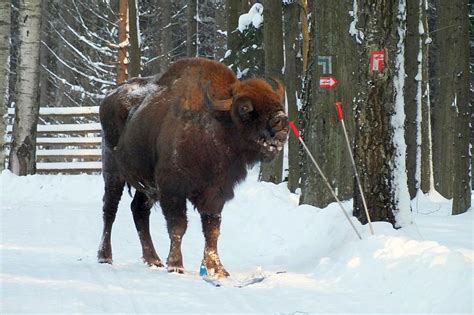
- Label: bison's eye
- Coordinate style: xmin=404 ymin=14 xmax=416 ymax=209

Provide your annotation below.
xmin=235 ymin=98 xmax=254 ymax=120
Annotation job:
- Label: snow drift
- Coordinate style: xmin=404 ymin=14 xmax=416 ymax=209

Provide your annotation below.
xmin=1 ymin=169 xmax=472 ymax=313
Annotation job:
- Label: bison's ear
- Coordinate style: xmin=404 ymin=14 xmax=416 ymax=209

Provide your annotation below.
xmin=203 ymin=82 xmax=233 ymax=112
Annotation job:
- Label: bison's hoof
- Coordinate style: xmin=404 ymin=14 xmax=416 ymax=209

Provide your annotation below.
xmin=143 ymin=257 xmax=165 ymax=268
xmin=167 ymin=266 xmax=185 ymax=274
xmin=98 ymin=256 xmax=113 ymax=264
xmin=206 ymin=266 xmax=230 ymax=278
xmin=215 ymin=268 xmax=230 ymax=278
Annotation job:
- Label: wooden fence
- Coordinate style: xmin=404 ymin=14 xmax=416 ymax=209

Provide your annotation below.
xmin=6 ymin=106 xmax=102 ymax=174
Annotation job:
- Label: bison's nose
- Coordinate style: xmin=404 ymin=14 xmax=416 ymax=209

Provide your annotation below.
xmin=270 ymin=114 xmax=288 ymax=132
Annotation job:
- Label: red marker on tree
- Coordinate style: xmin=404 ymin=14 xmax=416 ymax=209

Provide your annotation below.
xmin=334 ymin=102 xmax=374 ymax=235
xmin=288 ymin=121 xmax=362 ymax=240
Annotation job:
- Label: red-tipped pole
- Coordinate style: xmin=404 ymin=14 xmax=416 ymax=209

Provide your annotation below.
xmin=288 ymin=121 xmax=362 ymax=240
xmin=335 ymin=102 xmax=374 ymax=235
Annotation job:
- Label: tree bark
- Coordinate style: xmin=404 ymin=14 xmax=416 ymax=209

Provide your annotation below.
xmin=300 ymin=0 xmax=356 ymax=207
xmin=298 ymin=0 xmax=309 ymax=72
xmin=156 ymin=0 xmax=172 ymax=74
xmin=430 ymin=0 xmax=455 ymax=198
xmin=260 ymin=0 xmax=284 ymax=184
xmin=0 ymin=0 xmax=11 ymax=171
xmin=419 ymin=0 xmax=432 ymax=194
xmin=117 ymin=0 xmax=128 ymax=84
xmin=284 ymin=2 xmax=300 ymax=192
xmin=128 ymin=0 xmax=140 ymax=78
xmin=404 ymin=0 xmax=420 ymax=199
xmin=225 ymin=0 xmax=240 ymax=65
xmin=8 ymin=0 xmax=43 ymax=175
xmin=452 ymin=0 xmax=471 ymax=215
xmin=186 ymin=0 xmax=197 ymax=57
xmin=352 ymin=0 xmax=412 ymax=227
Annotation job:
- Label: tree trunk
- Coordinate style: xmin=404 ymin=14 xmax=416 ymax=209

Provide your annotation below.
xmin=0 ymin=0 xmax=11 ymax=171
xmin=260 ymin=0 xmax=284 ymax=184
xmin=298 ymin=0 xmax=309 ymax=72
xmin=352 ymin=0 xmax=412 ymax=227
xmin=284 ymin=1 xmax=300 ymax=192
xmin=128 ymin=0 xmax=140 ymax=78
xmin=404 ymin=0 xmax=420 ymax=199
xmin=117 ymin=0 xmax=128 ymax=84
xmin=156 ymin=0 xmax=172 ymax=74
xmin=452 ymin=0 xmax=471 ymax=214
xmin=469 ymin=2 xmax=474 ymax=191
xmin=225 ymin=0 xmax=240 ymax=64
xmin=419 ymin=0 xmax=432 ymax=193
xmin=8 ymin=0 xmax=43 ymax=175
xmin=299 ymin=0 xmax=356 ymax=207
xmin=186 ymin=0 xmax=197 ymax=57
xmin=430 ymin=0 xmax=455 ymax=198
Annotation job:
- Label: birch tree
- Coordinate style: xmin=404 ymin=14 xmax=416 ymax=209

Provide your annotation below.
xmin=0 ymin=0 xmax=11 ymax=171
xmin=352 ymin=0 xmax=412 ymax=227
xmin=8 ymin=0 xmax=43 ymax=175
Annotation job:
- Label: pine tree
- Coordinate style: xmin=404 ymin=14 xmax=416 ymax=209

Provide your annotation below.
xmin=128 ymin=0 xmax=141 ymax=77
xmin=300 ymin=0 xmax=356 ymax=207
xmin=352 ymin=0 xmax=412 ymax=227
xmin=260 ymin=0 xmax=284 ymax=183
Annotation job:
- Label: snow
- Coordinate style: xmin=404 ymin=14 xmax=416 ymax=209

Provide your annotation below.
xmin=1 ymin=168 xmax=472 ymax=314
xmin=238 ymin=3 xmax=264 ymax=32
xmin=349 ymin=0 xmax=364 ymax=44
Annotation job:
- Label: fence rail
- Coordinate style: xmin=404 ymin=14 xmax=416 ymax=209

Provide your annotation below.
xmin=6 ymin=106 xmax=102 ymax=174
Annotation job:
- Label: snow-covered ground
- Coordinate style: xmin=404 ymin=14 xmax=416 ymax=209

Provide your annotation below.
xmin=1 ymin=168 xmax=472 ymax=314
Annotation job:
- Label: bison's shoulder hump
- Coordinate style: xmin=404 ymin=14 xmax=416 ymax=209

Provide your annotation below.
xmin=157 ymin=58 xmax=237 ymax=111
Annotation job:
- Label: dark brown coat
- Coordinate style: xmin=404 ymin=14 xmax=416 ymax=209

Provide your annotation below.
xmin=98 ymin=58 xmax=288 ymax=277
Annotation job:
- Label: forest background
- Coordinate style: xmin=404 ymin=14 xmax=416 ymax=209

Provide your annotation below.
xmin=0 ymin=0 xmax=472 ymax=227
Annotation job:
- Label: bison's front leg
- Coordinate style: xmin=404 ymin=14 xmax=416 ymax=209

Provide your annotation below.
xmin=161 ymin=194 xmax=188 ymax=273
xmin=201 ymin=214 xmax=229 ymax=278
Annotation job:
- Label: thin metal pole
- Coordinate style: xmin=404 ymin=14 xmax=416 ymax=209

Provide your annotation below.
xmin=289 ymin=122 xmax=362 ymax=240
xmin=336 ymin=102 xmax=374 ymax=235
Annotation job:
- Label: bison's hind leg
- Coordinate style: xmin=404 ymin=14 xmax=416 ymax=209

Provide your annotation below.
xmin=131 ymin=191 xmax=164 ymax=267
xmin=98 ymin=172 xmax=125 ymax=264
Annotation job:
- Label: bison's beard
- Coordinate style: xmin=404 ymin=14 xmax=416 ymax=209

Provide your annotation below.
xmin=256 ymin=130 xmax=288 ymax=162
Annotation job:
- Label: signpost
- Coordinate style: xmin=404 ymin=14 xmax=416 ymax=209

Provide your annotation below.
xmin=317 ymin=56 xmax=332 ymax=74
xmin=319 ymin=76 xmax=338 ymax=88
xmin=369 ymin=51 xmax=385 ymax=72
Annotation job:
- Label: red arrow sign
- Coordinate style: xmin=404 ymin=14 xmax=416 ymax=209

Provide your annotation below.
xmin=319 ymin=76 xmax=338 ymax=88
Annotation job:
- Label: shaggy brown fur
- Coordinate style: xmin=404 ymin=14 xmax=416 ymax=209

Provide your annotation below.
xmin=97 ymin=57 xmax=288 ymax=277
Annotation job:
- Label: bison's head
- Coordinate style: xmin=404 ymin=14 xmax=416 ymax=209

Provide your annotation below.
xmin=204 ymin=79 xmax=289 ymax=162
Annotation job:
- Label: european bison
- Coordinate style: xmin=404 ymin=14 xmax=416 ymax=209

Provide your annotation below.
xmin=98 ymin=57 xmax=288 ymax=277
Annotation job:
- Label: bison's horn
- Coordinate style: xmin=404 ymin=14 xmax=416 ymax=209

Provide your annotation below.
xmin=203 ymin=82 xmax=233 ymax=112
